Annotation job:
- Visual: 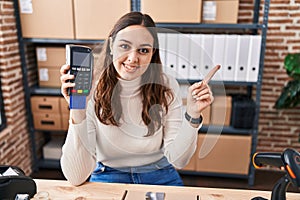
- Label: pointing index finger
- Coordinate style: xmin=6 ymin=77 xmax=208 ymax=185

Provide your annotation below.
xmin=203 ymin=65 xmax=221 ymax=83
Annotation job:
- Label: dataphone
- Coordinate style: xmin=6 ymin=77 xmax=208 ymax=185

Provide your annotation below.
xmin=252 ymin=148 xmax=300 ymax=200
xmin=66 ymin=44 xmax=93 ymax=109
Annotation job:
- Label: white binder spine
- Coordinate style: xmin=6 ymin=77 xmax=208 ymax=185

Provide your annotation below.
xmin=189 ymin=34 xmax=204 ymax=80
xmin=177 ymin=34 xmax=190 ymax=79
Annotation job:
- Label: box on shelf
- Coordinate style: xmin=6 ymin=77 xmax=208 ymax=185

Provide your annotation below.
xmin=36 ymin=47 xmax=65 ymax=88
xmin=59 ymin=97 xmax=70 ymax=114
xmin=73 ymin=0 xmax=131 ymax=40
xmin=59 ymin=98 xmax=70 ymax=131
xmin=43 ymin=137 xmax=65 ymax=160
xmin=202 ymin=105 xmax=211 ymax=125
xmin=141 ymin=0 xmax=202 ymax=23
xmin=61 ymin=114 xmax=70 ymax=131
xmin=202 ymin=0 xmax=239 ymax=24
xmin=19 ymin=0 xmax=74 ymax=39
xmin=210 ymin=96 xmax=232 ymax=126
xmin=195 ymin=134 xmax=252 ymax=174
xmin=30 ymin=96 xmax=60 ymax=114
xmin=32 ymin=113 xmax=62 ymax=130
xmin=181 ymin=152 xmax=197 ymax=171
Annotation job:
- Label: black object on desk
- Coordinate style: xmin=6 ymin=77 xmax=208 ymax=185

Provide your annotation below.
xmin=0 ymin=165 xmax=36 ymax=199
xmin=252 ymin=148 xmax=300 ymax=200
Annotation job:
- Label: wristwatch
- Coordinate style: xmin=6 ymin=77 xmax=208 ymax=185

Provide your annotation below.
xmin=185 ymin=112 xmax=203 ymax=124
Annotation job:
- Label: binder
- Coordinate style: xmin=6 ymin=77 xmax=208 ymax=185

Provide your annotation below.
xmin=212 ymin=34 xmax=226 ymax=81
xmin=235 ymin=35 xmax=251 ymax=81
xmin=201 ymin=34 xmax=214 ymax=79
xmin=247 ymin=35 xmax=262 ymax=82
xmin=157 ymin=33 xmax=167 ymax=71
xmin=177 ymin=34 xmax=190 ymax=79
xmin=223 ymin=35 xmax=238 ymax=81
xmin=165 ymin=33 xmax=178 ymax=78
xmin=189 ymin=34 xmax=204 ymax=80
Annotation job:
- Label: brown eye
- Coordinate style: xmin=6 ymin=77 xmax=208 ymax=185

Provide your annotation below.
xmin=138 ymin=48 xmax=150 ymax=54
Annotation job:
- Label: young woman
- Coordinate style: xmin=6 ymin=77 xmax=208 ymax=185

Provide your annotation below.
xmin=60 ymin=12 xmax=214 ymax=186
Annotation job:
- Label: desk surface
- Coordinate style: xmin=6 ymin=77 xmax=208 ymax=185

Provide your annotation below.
xmin=35 ymin=179 xmax=300 ymax=200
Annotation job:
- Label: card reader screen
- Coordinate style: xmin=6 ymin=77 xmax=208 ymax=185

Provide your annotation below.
xmin=73 ymin=52 xmax=90 ymax=67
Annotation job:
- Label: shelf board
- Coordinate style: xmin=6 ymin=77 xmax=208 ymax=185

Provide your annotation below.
xmin=30 ymin=86 xmax=61 ymax=96
xmin=156 ymin=23 xmax=264 ymax=30
xmin=199 ymin=125 xmax=252 ymax=135
xmin=23 ymin=38 xmax=104 ymax=44
xmin=177 ymin=79 xmax=257 ymax=86
xmin=38 ymin=159 xmax=60 ymax=169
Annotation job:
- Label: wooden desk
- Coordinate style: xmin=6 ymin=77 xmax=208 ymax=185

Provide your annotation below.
xmin=35 ymin=179 xmax=300 ymax=200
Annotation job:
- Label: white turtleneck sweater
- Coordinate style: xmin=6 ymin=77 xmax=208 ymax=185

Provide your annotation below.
xmin=60 ymin=75 xmax=201 ymax=186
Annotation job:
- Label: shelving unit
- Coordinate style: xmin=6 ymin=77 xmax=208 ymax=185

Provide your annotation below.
xmin=14 ymin=0 xmax=270 ymax=186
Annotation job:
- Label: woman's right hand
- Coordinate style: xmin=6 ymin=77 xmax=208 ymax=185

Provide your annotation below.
xmin=60 ymin=64 xmax=75 ymax=104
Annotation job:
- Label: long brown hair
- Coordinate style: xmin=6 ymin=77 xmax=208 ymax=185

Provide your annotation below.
xmin=94 ymin=12 xmax=174 ymax=136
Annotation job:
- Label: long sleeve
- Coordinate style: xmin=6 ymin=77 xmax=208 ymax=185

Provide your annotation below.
xmin=162 ymin=76 xmax=201 ymax=168
xmin=60 ymin=103 xmax=97 ymax=186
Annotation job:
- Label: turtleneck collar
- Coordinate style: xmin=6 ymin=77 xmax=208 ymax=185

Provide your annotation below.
xmin=117 ymin=77 xmax=141 ymax=96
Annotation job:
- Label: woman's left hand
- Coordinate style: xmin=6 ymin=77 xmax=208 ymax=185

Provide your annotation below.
xmin=186 ymin=80 xmax=214 ymax=120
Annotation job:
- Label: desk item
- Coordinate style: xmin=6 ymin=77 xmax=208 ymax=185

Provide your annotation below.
xmin=34 ymin=179 xmax=300 ymax=200
xmin=145 ymin=191 xmax=165 ymax=200
xmin=253 ymin=148 xmax=300 ymax=200
xmin=32 ymin=191 xmax=50 ymax=200
xmin=0 ymin=166 xmax=36 ymax=199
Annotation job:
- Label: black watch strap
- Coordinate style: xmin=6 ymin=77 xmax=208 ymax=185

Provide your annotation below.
xmin=185 ymin=112 xmax=203 ymax=124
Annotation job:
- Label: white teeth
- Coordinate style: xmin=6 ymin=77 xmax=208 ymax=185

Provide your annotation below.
xmin=123 ymin=64 xmax=139 ymax=72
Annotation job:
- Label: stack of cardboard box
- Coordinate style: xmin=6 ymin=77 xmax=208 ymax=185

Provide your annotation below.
xmin=19 ymin=0 xmax=131 ymax=40
xmin=30 ymin=96 xmax=69 ymax=131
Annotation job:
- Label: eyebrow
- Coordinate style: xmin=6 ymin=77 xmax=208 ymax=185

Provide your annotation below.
xmin=119 ymin=39 xmax=153 ymax=48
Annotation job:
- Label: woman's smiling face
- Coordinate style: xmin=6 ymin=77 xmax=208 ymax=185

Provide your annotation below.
xmin=111 ymin=25 xmax=155 ymax=81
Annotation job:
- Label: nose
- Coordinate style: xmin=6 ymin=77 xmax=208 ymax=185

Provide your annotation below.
xmin=127 ymin=50 xmax=138 ymax=63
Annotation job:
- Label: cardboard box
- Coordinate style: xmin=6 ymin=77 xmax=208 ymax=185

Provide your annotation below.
xmin=196 ymin=134 xmax=252 ymax=174
xmin=73 ymin=0 xmax=131 ymax=40
xmin=59 ymin=97 xmax=70 ymax=114
xmin=36 ymin=47 xmax=65 ymax=67
xmin=30 ymin=96 xmax=60 ymax=114
xmin=202 ymin=0 xmax=239 ymax=24
xmin=59 ymin=98 xmax=70 ymax=130
xmin=61 ymin=114 xmax=70 ymax=131
xmin=210 ymin=96 xmax=232 ymax=126
xmin=202 ymin=105 xmax=211 ymax=125
xmin=36 ymin=47 xmax=65 ymax=88
xmin=43 ymin=137 xmax=64 ymax=159
xmin=19 ymin=0 xmax=74 ymax=39
xmin=33 ymin=113 xmax=62 ymax=130
xmin=141 ymin=0 xmax=202 ymax=23
xmin=181 ymin=152 xmax=197 ymax=171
